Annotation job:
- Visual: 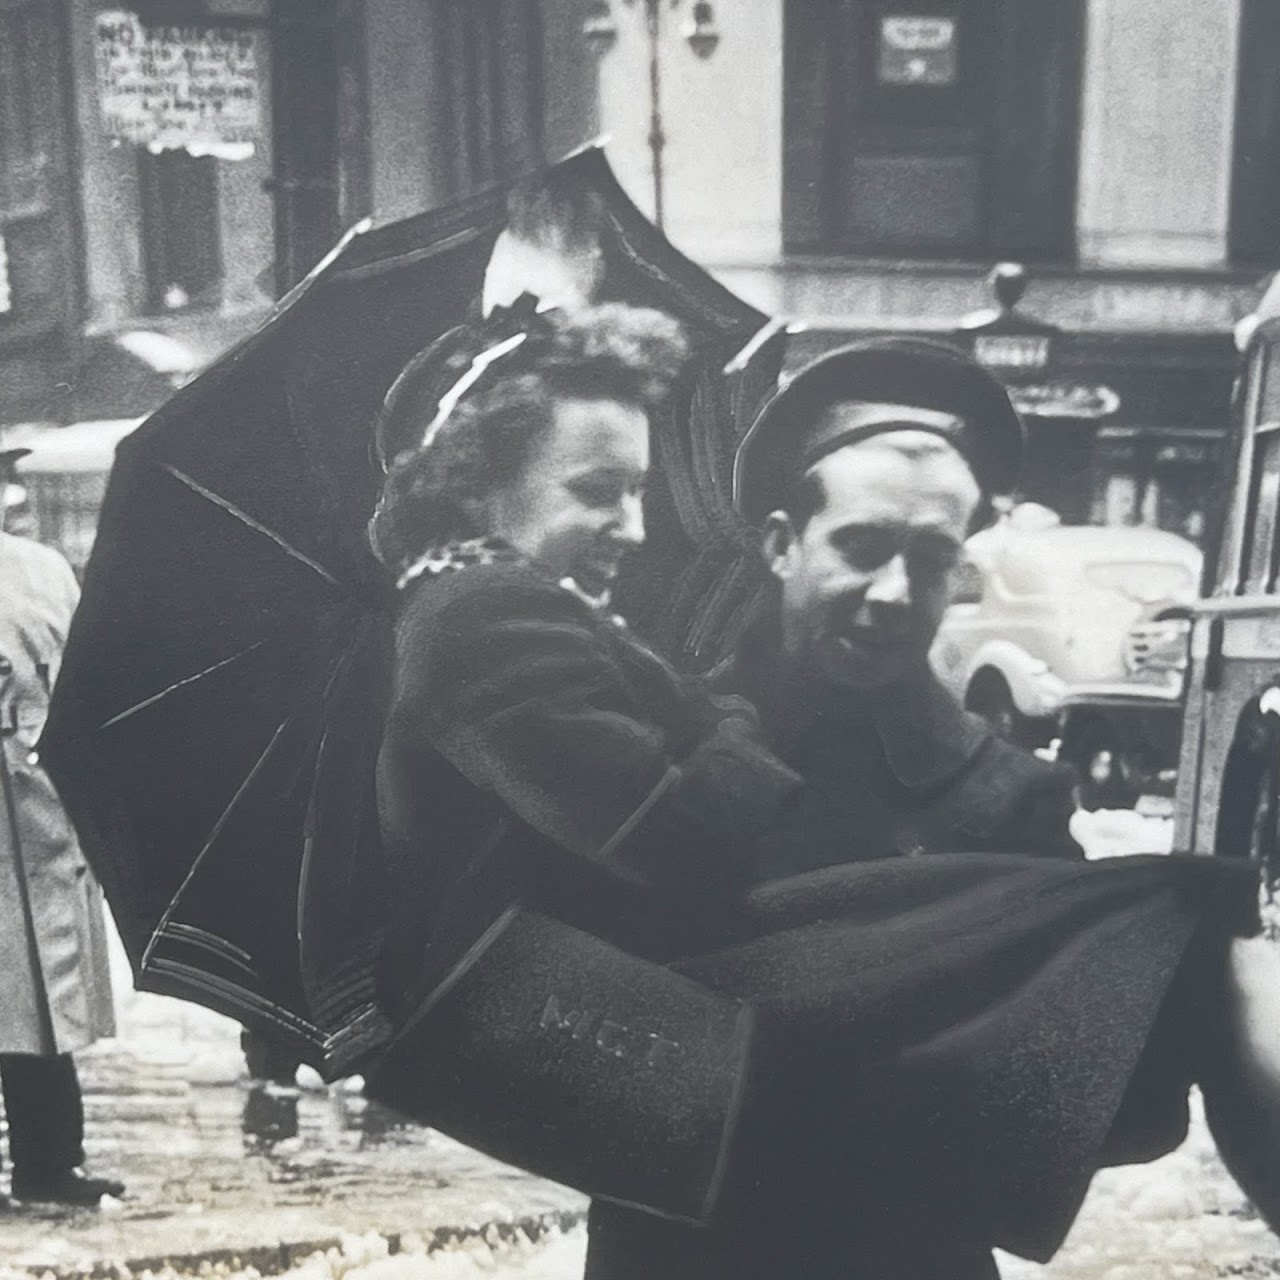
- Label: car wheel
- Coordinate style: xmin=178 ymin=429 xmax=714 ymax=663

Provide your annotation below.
xmin=1064 ymin=719 xmax=1134 ymax=812
xmin=965 ymin=671 xmax=1047 ymax=749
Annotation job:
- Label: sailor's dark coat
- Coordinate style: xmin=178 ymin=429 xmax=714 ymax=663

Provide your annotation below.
xmin=724 ymin=655 xmax=1084 ymax=876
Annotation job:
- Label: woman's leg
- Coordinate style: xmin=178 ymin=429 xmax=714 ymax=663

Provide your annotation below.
xmin=1203 ymin=936 xmax=1280 ymax=1234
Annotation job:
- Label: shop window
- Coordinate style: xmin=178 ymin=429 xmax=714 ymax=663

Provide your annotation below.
xmin=96 ymin=9 xmax=279 ymax=308
xmin=139 ymin=151 xmax=223 ymax=312
xmin=1099 ymin=473 xmax=1138 ymax=529
xmin=783 ymin=0 xmax=1083 ymax=259
xmin=1243 ymin=427 xmax=1280 ymax=594
xmin=0 ymin=0 xmax=74 ymax=339
xmin=1094 ymin=429 xmax=1222 ymax=547
xmin=950 ymin=554 xmax=984 ymax=604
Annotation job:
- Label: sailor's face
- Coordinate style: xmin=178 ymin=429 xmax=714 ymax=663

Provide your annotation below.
xmin=765 ymin=434 xmax=980 ymax=690
xmin=489 ymin=395 xmax=649 ymax=600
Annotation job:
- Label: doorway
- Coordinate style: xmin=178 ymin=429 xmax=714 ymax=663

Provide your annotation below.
xmin=783 ymin=0 xmax=1083 ymax=260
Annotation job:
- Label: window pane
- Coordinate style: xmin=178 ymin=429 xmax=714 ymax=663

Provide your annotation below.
xmin=1215 ymin=347 xmax=1266 ymax=594
xmin=1244 ymin=429 xmax=1280 ymax=593
xmin=1261 ymin=347 xmax=1280 ymax=425
xmin=950 ymin=556 xmax=984 ymax=604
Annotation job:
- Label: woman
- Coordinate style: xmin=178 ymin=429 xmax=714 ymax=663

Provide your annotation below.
xmin=362 ymin=302 xmax=1280 ymax=1280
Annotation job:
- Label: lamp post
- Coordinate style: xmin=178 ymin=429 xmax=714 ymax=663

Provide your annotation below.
xmin=582 ymin=0 xmax=722 ymax=231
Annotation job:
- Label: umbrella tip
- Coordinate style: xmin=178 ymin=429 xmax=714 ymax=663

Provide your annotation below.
xmin=724 ymin=317 xmax=790 ymax=376
xmin=557 ymin=136 xmax=612 ymax=165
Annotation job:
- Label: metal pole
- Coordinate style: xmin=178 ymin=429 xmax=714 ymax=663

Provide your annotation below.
xmin=643 ymin=0 xmax=666 ymax=229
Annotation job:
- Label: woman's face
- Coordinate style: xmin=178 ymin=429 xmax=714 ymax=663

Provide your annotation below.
xmin=488 ymin=395 xmax=650 ymax=598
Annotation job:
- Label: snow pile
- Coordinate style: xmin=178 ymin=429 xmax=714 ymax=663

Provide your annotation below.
xmin=1070 ymin=808 xmax=1174 ymax=860
xmin=0 ymin=1226 xmax=589 ymax=1280
xmin=999 ymin=1092 xmax=1278 ymax=1279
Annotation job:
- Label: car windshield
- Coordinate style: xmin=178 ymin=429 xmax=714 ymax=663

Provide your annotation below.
xmin=1082 ymin=560 xmax=1195 ymax=605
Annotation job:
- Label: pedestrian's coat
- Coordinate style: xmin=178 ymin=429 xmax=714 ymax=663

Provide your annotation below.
xmin=0 ymin=532 xmax=115 ymax=1055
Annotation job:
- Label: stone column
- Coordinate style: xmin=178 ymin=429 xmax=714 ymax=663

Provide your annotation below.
xmin=215 ymin=0 xmax=274 ymax=312
xmin=361 ymin=0 xmax=446 ymax=225
xmin=1077 ymin=0 xmax=1242 ymax=268
xmin=70 ymin=0 xmax=145 ymax=330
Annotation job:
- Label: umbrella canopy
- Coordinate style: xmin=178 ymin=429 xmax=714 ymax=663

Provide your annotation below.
xmin=41 ymin=147 xmax=781 ymax=1077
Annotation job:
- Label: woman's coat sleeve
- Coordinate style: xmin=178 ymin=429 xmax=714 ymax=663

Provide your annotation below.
xmin=386 ymin=567 xmax=801 ymax=891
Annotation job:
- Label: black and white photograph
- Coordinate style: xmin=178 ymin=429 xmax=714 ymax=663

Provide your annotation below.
xmin=1 ymin=1 xmax=1279 ymax=1277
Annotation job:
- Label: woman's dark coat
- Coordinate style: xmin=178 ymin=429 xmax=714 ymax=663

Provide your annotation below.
xmin=364 ymin=559 xmax=1260 ymax=1280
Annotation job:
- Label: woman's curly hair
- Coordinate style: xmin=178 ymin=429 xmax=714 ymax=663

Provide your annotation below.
xmin=369 ymin=302 xmax=688 ymax=572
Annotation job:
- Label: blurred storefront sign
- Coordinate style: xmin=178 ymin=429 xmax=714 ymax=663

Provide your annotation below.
xmin=1007 ymin=381 xmax=1121 ymax=419
xmin=878 ymin=15 xmax=957 ymax=86
xmin=973 ymin=333 xmax=1051 ymax=370
xmin=94 ymin=10 xmax=263 ymax=156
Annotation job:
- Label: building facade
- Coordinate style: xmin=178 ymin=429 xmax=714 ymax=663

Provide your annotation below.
xmin=3 ymin=0 xmax=1277 ymax=541
xmin=591 ymin=0 xmax=1278 ymax=541
xmin=0 ymin=0 xmax=594 ymax=423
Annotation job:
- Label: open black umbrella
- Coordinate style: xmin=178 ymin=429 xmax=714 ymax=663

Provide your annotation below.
xmin=41 ymin=147 xmax=779 ymax=1078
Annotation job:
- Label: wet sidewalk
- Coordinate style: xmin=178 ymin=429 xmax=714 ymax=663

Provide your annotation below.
xmin=0 ymin=948 xmax=585 ymax=1277
xmin=4 ymin=823 xmax=1280 ymax=1278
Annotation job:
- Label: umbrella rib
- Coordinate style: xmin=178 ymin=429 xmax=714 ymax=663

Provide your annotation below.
xmin=325 ymin=225 xmax=486 ymax=284
xmin=141 ymin=717 xmax=292 ymax=974
xmin=100 ymin=640 xmax=267 ymax=730
xmin=161 ymin=464 xmax=341 ymax=586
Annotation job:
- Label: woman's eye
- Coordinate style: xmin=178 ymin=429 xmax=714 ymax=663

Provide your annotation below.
xmin=568 ymin=477 xmax=624 ymax=508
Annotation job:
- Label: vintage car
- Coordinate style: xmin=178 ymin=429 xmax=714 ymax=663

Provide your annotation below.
xmin=931 ymin=505 xmax=1202 ymax=806
xmin=2 ymin=419 xmax=140 ymax=574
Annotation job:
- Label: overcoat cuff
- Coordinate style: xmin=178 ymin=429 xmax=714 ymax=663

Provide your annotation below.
xmin=365 ymin=908 xmax=756 ymax=1224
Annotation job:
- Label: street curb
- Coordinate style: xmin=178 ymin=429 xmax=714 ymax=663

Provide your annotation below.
xmin=20 ymin=1208 xmax=587 ymax=1279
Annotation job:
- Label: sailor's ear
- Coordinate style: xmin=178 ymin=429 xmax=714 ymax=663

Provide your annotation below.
xmin=761 ymin=511 xmax=799 ymax=582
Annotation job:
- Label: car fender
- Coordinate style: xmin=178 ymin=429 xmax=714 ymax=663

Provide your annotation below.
xmin=1058 ymin=679 xmax=1183 ymax=712
xmin=963 ymin=640 xmax=1069 ymax=718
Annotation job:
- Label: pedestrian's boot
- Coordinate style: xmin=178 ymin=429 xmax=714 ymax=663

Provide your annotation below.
xmin=12 ymin=1166 xmax=125 ymax=1206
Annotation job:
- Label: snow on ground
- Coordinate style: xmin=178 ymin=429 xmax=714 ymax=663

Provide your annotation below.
xmin=999 ymin=1088 xmax=1279 ymax=1280
xmin=0 ymin=1226 xmax=590 ymax=1280
xmin=1070 ymin=807 xmax=1175 ymax=860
